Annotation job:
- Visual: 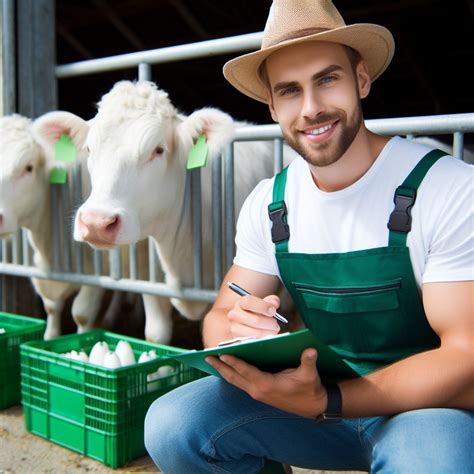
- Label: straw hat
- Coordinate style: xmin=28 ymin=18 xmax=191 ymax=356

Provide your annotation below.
xmin=223 ymin=0 xmax=395 ymax=103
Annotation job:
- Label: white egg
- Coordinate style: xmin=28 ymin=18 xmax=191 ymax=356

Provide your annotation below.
xmin=138 ymin=350 xmax=157 ymax=363
xmin=156 ymin=365 xmax=174 ymax=377
xmin=89 ymin=341 xmax=109 ymax=366
xmin=63 ymin=350 xmax=80 ymax=360
xmin=77 ymin=351 xmax=89 ymax=362
xmin=103 ymin=351 xmax=121 ymax=369
xmin=114 ymin=340 xmax=136 ymax=366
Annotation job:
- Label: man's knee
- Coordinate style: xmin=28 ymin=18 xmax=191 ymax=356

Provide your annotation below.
xmin=371 ymin=408 xmax=474 ymax=473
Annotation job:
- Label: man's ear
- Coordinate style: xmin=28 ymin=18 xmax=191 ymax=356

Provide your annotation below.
xmin=356 ymin=60 xmax=371 ymax=99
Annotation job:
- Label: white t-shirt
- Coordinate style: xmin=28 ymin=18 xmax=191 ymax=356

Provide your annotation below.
xmin=234 ymin=136 xmax=474 ymax=288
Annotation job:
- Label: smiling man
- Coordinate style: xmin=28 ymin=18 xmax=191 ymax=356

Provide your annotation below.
xmin=144 ymin=1 xmax=474 ymax=473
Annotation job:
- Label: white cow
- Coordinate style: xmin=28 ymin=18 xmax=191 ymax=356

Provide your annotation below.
xmin=29 ymin=111 xmax=172 ymax=343
xmin=0 ymin=114 xmax=105 ymax=339
xmin=64 ymin=80 xmax=296 ymax=342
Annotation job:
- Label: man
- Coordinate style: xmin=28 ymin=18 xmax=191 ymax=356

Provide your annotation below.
xmin=145 ymin=1 xmax=473 ymax=472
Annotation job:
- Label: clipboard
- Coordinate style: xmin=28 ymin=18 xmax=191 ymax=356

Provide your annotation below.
xmin=172 ymin=329 xmax=359 ymax=380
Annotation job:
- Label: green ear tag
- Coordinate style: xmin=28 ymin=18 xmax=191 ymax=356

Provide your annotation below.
xmin=186 ymin=134 xmax=208 ymax=170
xmin=49 ymin=167 xmax=68 ymax=184
xmin=55 ymin=134 xmax=76 ymax=163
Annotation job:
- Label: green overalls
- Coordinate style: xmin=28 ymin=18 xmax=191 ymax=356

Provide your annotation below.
xmin=268 ymin=149 xmax=447 ymax=379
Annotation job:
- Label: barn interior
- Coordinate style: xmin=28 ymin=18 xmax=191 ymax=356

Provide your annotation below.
xmin=55 ymin=0 xmax=474 ymax=138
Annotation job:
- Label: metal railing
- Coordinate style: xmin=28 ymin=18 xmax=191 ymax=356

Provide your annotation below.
xmin=1 ymin=29 xmax=473 ymax=312
xmin=1 ymin=113 xmax=473 ymax=312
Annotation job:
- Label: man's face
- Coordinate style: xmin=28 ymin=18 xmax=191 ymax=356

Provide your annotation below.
xmin=266 ymin=41 xmax=370 ymax=168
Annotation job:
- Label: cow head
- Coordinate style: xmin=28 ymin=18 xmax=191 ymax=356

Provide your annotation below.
xmin=0 ymin=115 xmax=47 ymax=237
xmin=72 ymin=80 xmax=235 ymax=249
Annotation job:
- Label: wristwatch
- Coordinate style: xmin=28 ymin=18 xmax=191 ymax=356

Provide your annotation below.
xmin=316 ymin=383 xmax=342 ymax=423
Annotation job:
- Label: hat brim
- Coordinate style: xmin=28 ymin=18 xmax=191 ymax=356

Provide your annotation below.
xmin=223 ymin=24 xmax=394 ymax=103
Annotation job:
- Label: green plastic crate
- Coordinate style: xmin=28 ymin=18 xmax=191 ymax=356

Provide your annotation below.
xmin=20 ymin=330 xmax=205 ymax=468
xmin=0 ymin=312 xmax=46 ymax=409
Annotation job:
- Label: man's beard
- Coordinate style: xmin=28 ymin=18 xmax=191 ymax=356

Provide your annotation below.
xmin=283 ymin=103 xmax=363 ymax=168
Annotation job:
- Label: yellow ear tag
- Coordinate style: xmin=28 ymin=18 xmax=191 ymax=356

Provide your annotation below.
xmin=186 ymin=134 xmax=208 ymax=170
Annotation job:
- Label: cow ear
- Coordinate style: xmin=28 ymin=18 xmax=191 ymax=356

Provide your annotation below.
xmin=32 ymin=111 xmax=90 ymax=164
xmin=176 ymin=108 xmax=235 ymax=160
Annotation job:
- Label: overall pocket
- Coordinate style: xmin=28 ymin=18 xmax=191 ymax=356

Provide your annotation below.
xmin=294 ymin=281 xmax=401 ymax=314
xmin=292 ymin=280 xmax=403 ymax=359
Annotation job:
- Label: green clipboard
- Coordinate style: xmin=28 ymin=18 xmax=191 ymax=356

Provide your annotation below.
xmin=172 ymin=329 xmax=359 ymax=380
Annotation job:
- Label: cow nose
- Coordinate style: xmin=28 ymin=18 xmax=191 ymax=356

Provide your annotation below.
xmin=77 ymin=210 xmax=121 ymax=245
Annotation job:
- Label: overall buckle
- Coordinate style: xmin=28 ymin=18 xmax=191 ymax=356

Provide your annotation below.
xmin=387 ymin=186 xmax=416 ymax=233
xmin=268 ymin=201 xmax=290 ymax=243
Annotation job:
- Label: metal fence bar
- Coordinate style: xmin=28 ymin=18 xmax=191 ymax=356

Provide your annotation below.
xmin=11 ymin=232 xmax=20 ymax=265
xmin=109 ymin=248 xmax=122 ymax=280
xmin=0 ymin=262 xmax=217 ymax=301
xmin=148 ymin=238 xmax=157 ymax=282
xmin=129 ymin=243 xmax=138 ymax=280
xmin=234 ymin=114 xmax=474 ymax=141
xmin=93 ymin=250 xmax=102 ymax=275
xmin=191 ymin=169 xmax=203 ymax=288
xmin=212 ymin=153 xmax=223 ymax=288
xmin=56 ymin=32 xmax=263 ymax=78
xmin=72 ymin=162 xmax=84 ymax=273
xmin=453 ymin=132 xmax=464 ymax=160
xmin=50 ymin=185 xmax=61 ymax=271
xmin=138 ymin=62 xmax=152 ymax=81
xmin=21 ymin=229 xmax=30 ymax=266
xmin=224 ymin=143 xmax=235 ymax=271
xmin=61 ymin=184 xmax=72 ymax=272
xmin=274 ymin=138 xmax=284 ymax=173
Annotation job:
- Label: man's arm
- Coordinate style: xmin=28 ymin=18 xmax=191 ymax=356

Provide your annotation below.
xmin=202 ymin=264 xmax=281 ymax=348
xmin=207 ymin=280 xmax=473 ymax=418
xmin=339 ymin=280 xmax=474 ymax=416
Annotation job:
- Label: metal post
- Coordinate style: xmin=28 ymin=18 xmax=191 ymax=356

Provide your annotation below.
xmin=212 ymin=154 xmax=223 ymax=288
xmin=72 ymin=162 xmax=84 ymax=273
xmin=191 ymin=169 xmax=203 ymax=288
xmin=50 ymin=185 xmax=61 ymax=271
xmin=138 ymin=62 xmax=152 ymax=81
xmin=453 ymin=132 xmax=464 ymax=160
xmin=17 ymin=0 xmax=57 ymax=117
xmin=2 ymin=0 xmax=16 ymax=114
xmin=274 ymin=138 xmax=284 ymax=174
xmin=224 ymin=143 xmax=235 ymax=271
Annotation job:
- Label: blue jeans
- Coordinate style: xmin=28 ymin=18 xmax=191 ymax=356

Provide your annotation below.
xmin=144 ymin=376 xmax=474 ymax=473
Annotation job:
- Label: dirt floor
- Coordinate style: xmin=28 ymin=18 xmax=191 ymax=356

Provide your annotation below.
xmin=0 ymin=404 xmax=366 ymax=474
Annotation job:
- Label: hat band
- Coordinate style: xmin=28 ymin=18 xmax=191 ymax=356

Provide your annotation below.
xmin=264 ymin=27 xmax=334 ymax=48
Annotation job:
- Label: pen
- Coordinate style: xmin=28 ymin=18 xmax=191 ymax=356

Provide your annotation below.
xmin=227 ymin=281 xmax=289 ymax=324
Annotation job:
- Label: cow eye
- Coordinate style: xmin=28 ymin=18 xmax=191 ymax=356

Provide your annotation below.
xmin=154 ymin=146 xmax=164 ymax=155
xmin=25 ymin=164 xmax=34 ymax=173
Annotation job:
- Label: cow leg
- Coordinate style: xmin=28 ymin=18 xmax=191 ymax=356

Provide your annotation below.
xmin=142 ymin=294 xmax=173 ymax=344
xmin=71 ymin=285 xmax=105 ymax=333
xmin=32 ymin=277 xmax=75 ymax=340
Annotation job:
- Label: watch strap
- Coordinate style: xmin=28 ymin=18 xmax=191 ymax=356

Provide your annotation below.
xmin=317 ymin=383 xmax=342 ymax=423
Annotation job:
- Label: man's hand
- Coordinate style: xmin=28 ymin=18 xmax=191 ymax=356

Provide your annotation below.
xmin=227 ymin=293 xmax=281 ymax=339
xmin=206 ymin=348 xmax=328 ymax=419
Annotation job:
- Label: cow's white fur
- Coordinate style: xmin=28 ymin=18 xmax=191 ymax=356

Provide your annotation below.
xmin=69 ymin=80 xmax=297 ymax=341
xmin=0 ymin=114 xmax=106 ymax=339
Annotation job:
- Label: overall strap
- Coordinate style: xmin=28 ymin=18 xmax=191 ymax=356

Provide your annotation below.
xmin=268 ymin=167 xmax=290 ymax=253
xmin=388 ymin=149 xmax=448 ymax=247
